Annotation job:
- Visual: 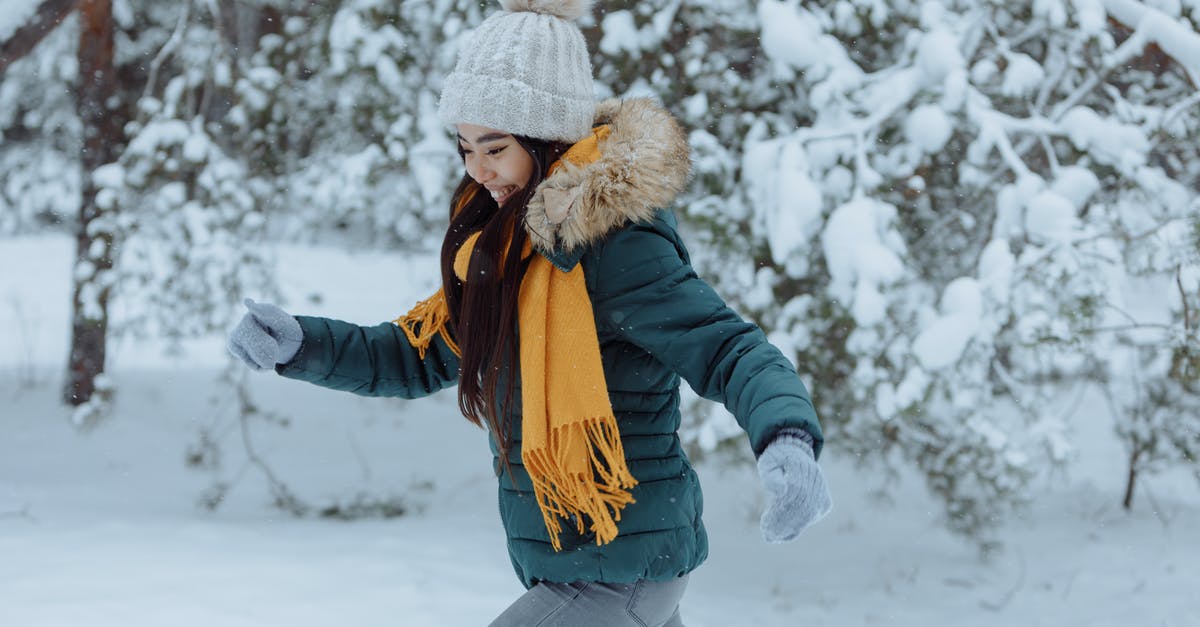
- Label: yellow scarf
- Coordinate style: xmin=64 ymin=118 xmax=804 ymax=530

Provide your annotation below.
xmin=395 ymin=127 xmax=637 ymax=551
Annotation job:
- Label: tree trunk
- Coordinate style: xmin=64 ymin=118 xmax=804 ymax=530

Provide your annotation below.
xmin=63 ymin=0 xmax=118 ymax=406
xmin=1122 ymin=447 xmax=1140 ymax=510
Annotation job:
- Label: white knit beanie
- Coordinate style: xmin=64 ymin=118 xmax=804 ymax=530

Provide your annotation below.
xmin=438 ymin=0 xmax=596 ymax=143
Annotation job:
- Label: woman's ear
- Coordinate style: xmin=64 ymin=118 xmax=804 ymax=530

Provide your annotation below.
xmin=541 ymin=187 xmax=581 ymax=225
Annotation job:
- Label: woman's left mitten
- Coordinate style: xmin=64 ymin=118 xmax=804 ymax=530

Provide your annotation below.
xmin=757 ymin=429 xmax=832 ymax=543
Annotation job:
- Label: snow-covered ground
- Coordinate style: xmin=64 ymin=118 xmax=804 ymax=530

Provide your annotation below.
xmin=2 ymin=235 xmax=1197 ymax=627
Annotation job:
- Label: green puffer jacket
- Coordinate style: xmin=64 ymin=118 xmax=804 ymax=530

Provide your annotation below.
xmin=275 ymin=98 xmax=823 ymax=588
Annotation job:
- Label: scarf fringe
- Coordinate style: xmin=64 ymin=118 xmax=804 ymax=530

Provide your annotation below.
xmin=523 ymin=416 xmax=638 ymax=551
xmin=393 ymin=289 xmax=461 ymax=359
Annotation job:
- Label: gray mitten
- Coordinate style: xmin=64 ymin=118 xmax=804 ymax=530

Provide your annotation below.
xmin=226 ymin=299 xmax=303 ymax=370
xmin=758 ymin=428 xmax=832 ymax=543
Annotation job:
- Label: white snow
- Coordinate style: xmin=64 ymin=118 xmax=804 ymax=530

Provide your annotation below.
xmin=182 ymin=130 xmax=210 ymax=163
xmin=1050 ymin=166 xmax=1101 ymax=210
xmin=1000 ymin=52 xmax=1046 ymax=98
xmin=2 ymin=235 xmax=1199 ymax=626
xmin=599 ymin=10 xmax=640 ymax=55
xmin=1074 ymin=0 xmax=1108 ymax=34
xmin=411 ymin=92 xmax=456 ymax=208
xmin=769 ymin=144 xmax=824 ymax=267
xmin=328 ymin=7 xmax=365 ymax=75
xmin=1060 ymin=107 xmax=1150 ymax=171
xmin=978 ymin=239 xmax=1015 ymax=304
xmin=1134 ymin=165 xmax=1191 ymax=212
xmin=1024 ymin=190 xmax=1079 ymax=244
xmin=92 ymin=163 xmax=126 ymax=190
xmin=992 ymin=175 xmax=1046 ymax=240
xmin=1034 ymin=0 xmax=1070 ymax=27
xmin=911 ymin=278 xmax=984 ymax=370
xmin=821 ymin=197 xmax=906 ymax=326
xmin=124 ymin=120 xmax=191 ymax=163
xmin=1102 ymin=0 xmax=1200 ymax=85
xmin=0 ymin=0 xmax=38 ymax=42
xmin=649 ymin=0 xmax=682 ymax=40
xmin=970 ymin=58 xmax=999 ymax=85
xmin=744 ymin=138 xmax=824 ymax=267
xmin=904 ymin=104 xmax=953 ymax=154
xmin=757 ymin=0 xmax=834 ymax=72
xmin=915 ymin=29 xmax=965 ymax=85
xmin=683 ymin=92 xmax=708 ymax=120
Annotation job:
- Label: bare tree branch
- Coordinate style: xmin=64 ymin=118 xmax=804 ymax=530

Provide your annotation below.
xmin=0 ymin=0 xmax=80 ymax=77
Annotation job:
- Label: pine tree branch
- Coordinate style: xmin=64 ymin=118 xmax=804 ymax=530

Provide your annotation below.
xmin=0 ymin=0 xmax=80 ymax=77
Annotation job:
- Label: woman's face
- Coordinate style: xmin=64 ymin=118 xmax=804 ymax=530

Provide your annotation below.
xmin=456 ymin=124 xmax=535 ymax=206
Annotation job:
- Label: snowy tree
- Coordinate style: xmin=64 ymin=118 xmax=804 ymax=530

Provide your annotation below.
xmin=105 ymin=0 xmax=483 ymax=514
xmin=107 ymin=1 xmax=278 ymax=349
xmin=1104 ymin=200 xmax=1200 ymax=510
xmin=0 ymin=0 xmax=137 ymax=412
xmin=1 ymin=0 xmax=473 ymax=413
xmin=224 ymin=0 xmax=478 ymax=249
xmin=106 ymin=0 xmax=492 ymax=347
xmin=662 ymin=0 xmax=1200 ymax=544
xmin=0 ymin=2 xmax=80 ymax=235
xmin=2 ymin=0 xmax=171 ymax=414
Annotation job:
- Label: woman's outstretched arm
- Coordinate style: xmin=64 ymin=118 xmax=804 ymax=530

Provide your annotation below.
xmin=589 ymin=212 xmax=823 ymax=458
xmin=275 ymin=315 xmax=460 ymax=399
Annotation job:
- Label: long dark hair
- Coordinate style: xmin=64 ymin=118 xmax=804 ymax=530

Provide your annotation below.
xmin=441 ymin=136 xmax=571 ymax=462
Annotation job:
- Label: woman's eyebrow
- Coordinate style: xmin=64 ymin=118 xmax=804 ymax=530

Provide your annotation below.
xmin=457 ymin=131 xmax=510 ymax=145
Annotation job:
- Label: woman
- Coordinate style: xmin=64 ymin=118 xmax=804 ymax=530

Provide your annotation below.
xmin=227 ymin=1 xmax=831 ymax=625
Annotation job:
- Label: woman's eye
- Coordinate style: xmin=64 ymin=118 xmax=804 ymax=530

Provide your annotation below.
xmin=486 ymin=146 xmax=506 ymax=156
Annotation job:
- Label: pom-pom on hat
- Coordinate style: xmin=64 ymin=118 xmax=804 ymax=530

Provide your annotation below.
xmin=438 ymin=0 xmax=596 ymax=143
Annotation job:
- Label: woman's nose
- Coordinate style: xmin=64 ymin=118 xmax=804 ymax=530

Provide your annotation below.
xmin=467 ymin=160 xmax=494 ymax=184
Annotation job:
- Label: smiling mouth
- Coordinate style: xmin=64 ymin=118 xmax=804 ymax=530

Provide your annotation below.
xmin=489 ymin=186 xmax=518 ymax=205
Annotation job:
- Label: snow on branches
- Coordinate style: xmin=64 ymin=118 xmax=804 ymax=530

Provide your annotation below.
xmin=717 ymin=0 xmax=1200 ymax=543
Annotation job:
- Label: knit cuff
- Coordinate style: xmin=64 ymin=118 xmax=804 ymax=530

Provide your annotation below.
xmin=758 ymin=427 xmax=815 ymax=459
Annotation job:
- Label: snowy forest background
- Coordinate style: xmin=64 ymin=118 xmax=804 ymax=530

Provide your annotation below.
xmin=1 ymin=0 xmax=1199 ymax=625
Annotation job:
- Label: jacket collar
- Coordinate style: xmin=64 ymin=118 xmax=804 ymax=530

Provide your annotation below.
xmin=524 ymin=98 xmax=692 ymax=272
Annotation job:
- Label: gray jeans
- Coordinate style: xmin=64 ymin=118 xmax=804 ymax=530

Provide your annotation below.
xmin=490 ymin=575 xmax=689 ymax=627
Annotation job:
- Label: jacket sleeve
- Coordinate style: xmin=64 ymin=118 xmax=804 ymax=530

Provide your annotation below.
xmin=274 ymin=315 xmax=460 ymax=399
xmin=589 ymin=215 xmax=823 ymax=458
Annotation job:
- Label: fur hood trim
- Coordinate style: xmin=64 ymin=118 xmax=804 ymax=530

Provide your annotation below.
xmin=524 ymin=98 xmax=691 ymax=255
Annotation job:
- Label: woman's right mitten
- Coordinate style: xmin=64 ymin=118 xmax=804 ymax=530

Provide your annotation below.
xmin=226 ymin=299 xmax=303 ymax=370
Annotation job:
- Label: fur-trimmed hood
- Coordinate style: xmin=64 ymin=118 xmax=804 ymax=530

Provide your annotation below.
xmin=524 ymin=98 xmax=691 ymax=257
